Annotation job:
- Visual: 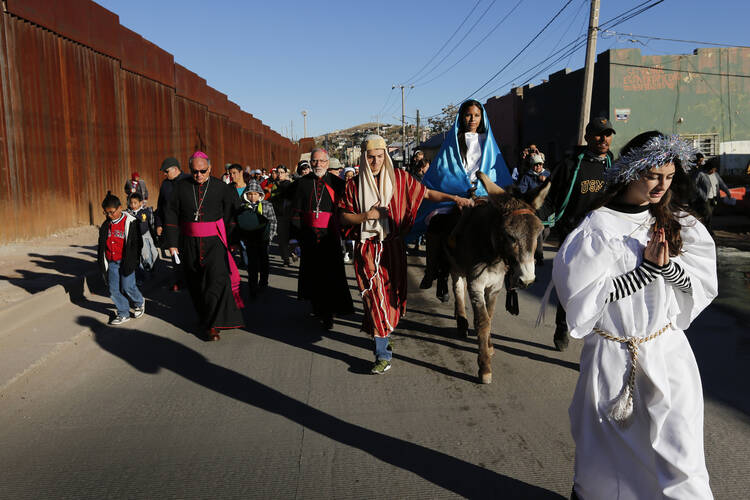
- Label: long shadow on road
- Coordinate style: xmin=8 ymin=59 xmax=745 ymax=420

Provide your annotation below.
xmin=80 ymin=316 xmax=562 ymax=499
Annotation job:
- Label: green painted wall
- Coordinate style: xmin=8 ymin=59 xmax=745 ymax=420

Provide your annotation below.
xmin=608 ymin=47 xmax=750 ymax=156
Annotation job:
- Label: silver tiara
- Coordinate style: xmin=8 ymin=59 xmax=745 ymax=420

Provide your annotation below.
xmin=606 ymin=135 xmax=699 ymax=185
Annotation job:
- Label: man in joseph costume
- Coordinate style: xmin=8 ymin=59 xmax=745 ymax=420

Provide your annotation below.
xmin=340 ymin=135 xmax=473 ymax=374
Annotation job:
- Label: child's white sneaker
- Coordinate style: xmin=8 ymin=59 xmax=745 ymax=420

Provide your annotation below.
xmin=110 ymin=315 xmax=130 ymax=325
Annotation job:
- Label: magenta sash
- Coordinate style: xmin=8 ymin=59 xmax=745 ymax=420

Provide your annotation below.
xmin=303 ymin=211 xmax=332 ymax=228
xmin=181 ymin=220 xmax=245 ymax=309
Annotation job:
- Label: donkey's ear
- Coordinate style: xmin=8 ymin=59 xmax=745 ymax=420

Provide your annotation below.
xmin=530 ymin=180 xmax=552 ymax=210
xmin=477 ymin=172 xmax=505 ymax=196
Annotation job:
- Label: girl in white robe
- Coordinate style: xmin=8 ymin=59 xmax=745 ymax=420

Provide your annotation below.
xmin=553 ymin=132 xmax=718 ymax=499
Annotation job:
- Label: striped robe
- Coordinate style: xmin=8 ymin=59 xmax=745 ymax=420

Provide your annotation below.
xmin=340 ymin=169 xmax=426 ymax=338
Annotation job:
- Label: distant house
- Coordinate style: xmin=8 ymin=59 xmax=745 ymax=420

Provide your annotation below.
xmin=389 ymin=140 xmax=420 ymax=167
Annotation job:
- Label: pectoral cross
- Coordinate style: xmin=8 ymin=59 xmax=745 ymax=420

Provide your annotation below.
xmin=314 ymin=209 xmax=320 ymax=219
xmin=194 ymin=211 xmax=200 ymax=222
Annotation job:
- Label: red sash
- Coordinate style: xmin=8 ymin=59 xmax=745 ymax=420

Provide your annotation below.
xmin=303 ymin=211 xmax=332 ymax=228
xmin=302 ymin=180 xmax=337 ymax=228
xmin=181 ymin=220 xmax=244 ymax=309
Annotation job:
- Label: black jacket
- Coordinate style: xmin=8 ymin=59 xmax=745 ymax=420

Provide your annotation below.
xmin=155 ymin=172 xmax=191 ymax=228
xmin=542 ymin=146 xmax=614 ymax=238
xmin=97 ymin=212 xmax=143 ymax=278
xmin=270 ymin=179 xmax=294 ymax=217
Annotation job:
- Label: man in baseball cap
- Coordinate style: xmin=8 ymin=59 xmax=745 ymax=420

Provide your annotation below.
xmin=540 ymin=116 xmax=616 ymax=351
xmin=585 ymin=116 xmax=616 ymax=138
xmin=154 ymin=156 xmax=190 ymax=286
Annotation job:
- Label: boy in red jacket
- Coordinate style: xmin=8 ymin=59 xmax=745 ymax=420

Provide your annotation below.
xmin=97 ymin=192 xmax=145 ymax=325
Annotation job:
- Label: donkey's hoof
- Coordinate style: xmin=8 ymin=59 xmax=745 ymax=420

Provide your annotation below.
xmin=479 ymin=372 xmax=492 ymax=384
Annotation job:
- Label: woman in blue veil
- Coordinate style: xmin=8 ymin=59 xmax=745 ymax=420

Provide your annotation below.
xmin=415 ymin=99 xmax=512 ymax=298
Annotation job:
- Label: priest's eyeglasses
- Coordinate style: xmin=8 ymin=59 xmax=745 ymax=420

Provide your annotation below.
xmin=191 ymin=168 xmax=209 ymax=175
xmin=310 ymin=159 xmax=329 ymax=164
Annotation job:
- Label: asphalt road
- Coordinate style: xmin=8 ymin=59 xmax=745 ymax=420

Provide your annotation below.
xmin=0 ymin=249 xmax=748 ymax=499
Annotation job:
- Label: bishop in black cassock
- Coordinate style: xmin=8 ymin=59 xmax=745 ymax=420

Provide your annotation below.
xmin=291 ymin=154 xmax=353 ymax=329
xmin=165 ymin=152 xmax=244 ymax=340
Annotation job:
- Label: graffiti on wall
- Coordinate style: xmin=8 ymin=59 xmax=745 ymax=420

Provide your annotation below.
xmin=622 ymin=67 xmax=681 ymax=92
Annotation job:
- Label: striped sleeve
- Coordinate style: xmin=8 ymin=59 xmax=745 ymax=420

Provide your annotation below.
xmin=662 ymin=260 xmax=693 ymax=294
xmin=606 ymin=260 xmax=661 ymax=303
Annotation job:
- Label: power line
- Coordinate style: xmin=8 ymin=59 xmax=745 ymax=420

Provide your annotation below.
xmin=600 ymin=0 xmax=664 ymax=26
xmin=378 ymin=87 xmax=396 ymax=116
xmin=610 ymin=61 xmax=750 ymax=78
xmin=477 ymin=31 xmax=589 ymax=101
xmin=422 ymin=0 xmax=666 ymax=121
xmin=463 ymin=0 xmax=576 ymax=101
xmin=411 ymin=0 xmax=500 ymax=85
xmin=477 ymin=0 xmax=665 ymax=100
xmin=400 ymin=0 xmax=483 ymax=85
xmin=545 ymin=0 xmax=588 ymax=59
xmin=600 ymin=30 xmax=750 ymax=49
xmin=412 ymin=0 xmax=523 ymax=87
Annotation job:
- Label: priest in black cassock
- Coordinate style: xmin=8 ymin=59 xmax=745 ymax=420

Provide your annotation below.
xmin=291 ymin=148 xmax=353 ymax=329
xmin=165 ymin=151 xmax=245 ymax=341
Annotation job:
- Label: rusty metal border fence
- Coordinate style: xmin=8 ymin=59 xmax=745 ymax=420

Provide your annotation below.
xmin=0 ymin=0 xmax=300 ymax=242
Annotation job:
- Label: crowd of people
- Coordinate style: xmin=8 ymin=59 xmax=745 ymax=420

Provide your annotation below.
xmin=95 ymin=101 xmax=728 ymax=499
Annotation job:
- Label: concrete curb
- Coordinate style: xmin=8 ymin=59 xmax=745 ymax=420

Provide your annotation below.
xmin=0 ymin=272 xmax=100 ymax=336
xmin=0 ymin=265 xmax=170 ymax=336
xmin=0 ymin=266 xmax=172 ymax=394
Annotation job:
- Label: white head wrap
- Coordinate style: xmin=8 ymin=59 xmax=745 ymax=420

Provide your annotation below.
xmin=358 ymin=134 xmax=395 ymax=242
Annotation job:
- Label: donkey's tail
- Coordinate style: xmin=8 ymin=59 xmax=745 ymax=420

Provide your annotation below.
xmin=535 ymin=279 xmax=555 ymax=328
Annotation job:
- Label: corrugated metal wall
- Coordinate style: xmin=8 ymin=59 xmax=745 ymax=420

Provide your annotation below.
xmin=0 ymin=0 xmax=300 ymax=242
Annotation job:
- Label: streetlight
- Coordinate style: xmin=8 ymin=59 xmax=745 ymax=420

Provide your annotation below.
xmin=301 ymin=110 xmax=308 ymax=138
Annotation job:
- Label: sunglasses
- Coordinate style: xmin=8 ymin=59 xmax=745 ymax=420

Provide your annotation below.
xmin=191 ymin=168 xmax=209 ymax=175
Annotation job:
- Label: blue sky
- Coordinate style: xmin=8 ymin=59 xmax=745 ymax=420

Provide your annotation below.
xmin=98 ymin=0 xmax=750 ymax=138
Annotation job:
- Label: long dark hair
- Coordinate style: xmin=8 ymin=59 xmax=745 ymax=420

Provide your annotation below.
xmin=596 ymin=130 xmax=693 ymax=256
xmin=457 ymin=100 xmax=487 ymax=163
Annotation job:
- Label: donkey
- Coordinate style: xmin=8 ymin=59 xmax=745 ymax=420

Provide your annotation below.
xmin=448 ymin=172 xmax=550 ymax=384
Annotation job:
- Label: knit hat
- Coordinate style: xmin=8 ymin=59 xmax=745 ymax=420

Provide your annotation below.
xmin=160 ymin=157 xmax=180 ymax=172
xmin=246 ymin=179 xmax=264 ymax=195
xmin=530 ymin=154 xmax=544 ymax=165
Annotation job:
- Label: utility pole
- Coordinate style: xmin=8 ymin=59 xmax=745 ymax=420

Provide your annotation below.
xmin=415 ymin=109 xmax=421 ymax=148
xmin=577 ymin=0 xmax=601 ymax=145
xmin=301 ymin=110 xmax=308 ymax=138
xmin=372 ymin=114 xmax=381 ymax=136
xmin=393 ymin=84 xmax=413 ymax=166
xmin=290 ymin=120 xmax=294 ymax=141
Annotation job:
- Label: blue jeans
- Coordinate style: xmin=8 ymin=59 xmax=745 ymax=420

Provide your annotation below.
xmin=108 ymin=260 xmax=144 ymax=317
xmin=373 ymin=335 xmax=392 ymax=361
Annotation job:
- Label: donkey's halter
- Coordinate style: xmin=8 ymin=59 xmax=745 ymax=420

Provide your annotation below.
xmin=507 ymin=208 xmax=535 ymax=217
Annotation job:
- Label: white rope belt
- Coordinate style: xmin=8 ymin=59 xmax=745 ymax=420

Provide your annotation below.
xmin=594 ymin=322 xmax=672 ymax=426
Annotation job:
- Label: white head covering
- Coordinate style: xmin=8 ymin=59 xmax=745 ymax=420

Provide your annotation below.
xmin=358 ymin=134 xmax=395 ymax=242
